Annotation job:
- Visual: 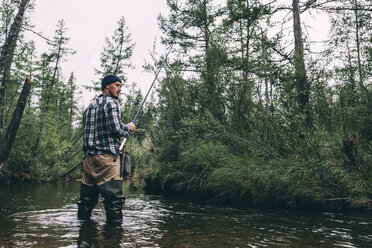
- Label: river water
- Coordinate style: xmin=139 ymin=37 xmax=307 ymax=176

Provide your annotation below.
xmin=0 ymin=181 xmax=371 ymax=248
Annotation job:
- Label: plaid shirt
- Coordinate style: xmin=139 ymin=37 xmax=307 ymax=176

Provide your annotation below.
xmin=83 ymin=94 xmax=130 ymax=158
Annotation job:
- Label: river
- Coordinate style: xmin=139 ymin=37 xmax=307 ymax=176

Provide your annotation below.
xmin=0 ymin=181 xmax=371 ymax=247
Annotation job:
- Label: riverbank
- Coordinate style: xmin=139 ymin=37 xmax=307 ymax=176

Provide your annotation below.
xmin=1 ymin=163 xmax=371 ymax=212
xmin=144 ymin=174 xmax=372 ymax=212
xmin=2 ymin=143 xmax=371 ymax=212
xmin=142 ymin=141 xmax=372 ymax=212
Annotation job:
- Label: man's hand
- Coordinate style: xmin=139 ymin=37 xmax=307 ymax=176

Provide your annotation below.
xmin=128 ymin=122 xmax=136 ymax=132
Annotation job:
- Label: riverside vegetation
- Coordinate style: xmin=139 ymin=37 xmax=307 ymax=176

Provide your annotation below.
xmin=0 ymin=0 xmax=371 ymax=211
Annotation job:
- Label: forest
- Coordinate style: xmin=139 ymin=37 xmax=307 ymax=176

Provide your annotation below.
xmin=0 ymin=0 xmax=371 ymax=210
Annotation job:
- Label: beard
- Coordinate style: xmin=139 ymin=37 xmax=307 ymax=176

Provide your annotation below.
xmin=109 ymin=92 xmax=119 ymax=99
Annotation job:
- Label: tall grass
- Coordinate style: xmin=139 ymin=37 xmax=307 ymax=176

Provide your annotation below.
xmin=144 ymin=140 xmax=371 ymax=210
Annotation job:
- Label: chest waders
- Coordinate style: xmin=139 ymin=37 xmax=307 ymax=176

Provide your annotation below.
xmin=78 ymin=182 xmax=125 ymax=226
xmin=78 ymin=154 xmax=126 ymax=226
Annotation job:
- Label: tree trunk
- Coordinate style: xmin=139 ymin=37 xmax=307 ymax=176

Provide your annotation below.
xmin=45 ymin=43 xmax=62 ymax=109
xmin=0 ymin=0 xmax=30 ymax=75
xmin=354 ymin=3 xmax=363 ymax=88
xmin=0 ymin=73 xmax=7 ymax=131
xmin=113 ymin=39 xmax=124 ymax=75
xmin=261 ymin=30 xmax=269 ymax=140
xmin=0 ymin=0 xmax=31 ymax=132
xmin=30 ymin=37 xmax=63 ymax=163
xmin=292 ymin=0 xmax=309 ymax=116
xmin=0 ymin=78 xmax=31 ymax=165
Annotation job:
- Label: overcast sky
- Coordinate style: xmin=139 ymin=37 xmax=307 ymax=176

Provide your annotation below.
xmin=27 ymin=0 xmax=169 ymax=107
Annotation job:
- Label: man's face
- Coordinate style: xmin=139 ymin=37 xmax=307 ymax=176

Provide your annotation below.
xmin=107 ymin=81 xmax=122 ymax=99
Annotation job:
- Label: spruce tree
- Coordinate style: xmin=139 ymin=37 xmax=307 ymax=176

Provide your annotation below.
xmin=159 ymin=0 xmax=226 ymax=121
xmin=28 ymin=19 xmax=76 ymax=172
xmin=93 ymin=16 xmax=135 ymax=92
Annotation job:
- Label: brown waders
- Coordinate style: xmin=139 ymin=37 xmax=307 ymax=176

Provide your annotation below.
xmin=77 ymin=154 xmax=125 ymax=225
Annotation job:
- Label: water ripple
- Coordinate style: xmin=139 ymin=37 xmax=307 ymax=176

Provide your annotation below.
xmin=0 ymin=183 xmax=371 ymax=248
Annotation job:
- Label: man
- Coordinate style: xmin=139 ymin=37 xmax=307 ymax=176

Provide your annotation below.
xmin=78 ymin=74 xmax=135 ymax=225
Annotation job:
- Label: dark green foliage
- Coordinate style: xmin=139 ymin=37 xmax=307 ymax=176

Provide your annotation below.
xmin=142 ymin=0 xmax=372 ymax=210
xmin=0 ymin=16 xmax=81 ymax=181
xmin=149 ymin=137 xmax=370 ymax=209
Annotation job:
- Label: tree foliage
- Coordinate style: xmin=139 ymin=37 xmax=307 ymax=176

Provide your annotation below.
xmin=143 ymin=0 xmax=372 ymax=210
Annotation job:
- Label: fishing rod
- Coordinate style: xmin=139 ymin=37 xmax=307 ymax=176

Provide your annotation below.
xmin=59 ymin=161 xmax=82 ymax=180
xmin=113 ymin=42 xmax=174 ymax=162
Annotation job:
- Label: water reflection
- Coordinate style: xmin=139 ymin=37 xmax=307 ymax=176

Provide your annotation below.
xmin=0 ymin=182 xmax=371 ymax=248
xmin=77 ymin=221 xmax=123 ymax=248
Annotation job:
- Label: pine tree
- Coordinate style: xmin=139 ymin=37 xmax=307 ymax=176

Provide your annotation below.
xmin=28 ymin=19 xmax=75 ymax=171
xmin=223 ymin=0 xmax=272 ymax=135
xmin=92 ymin=16 xmax=135 ymax=92
xmin=326 ymin=0 xmax=372 ymax=143
xmin=159 ymin=0 xmax=226 ymax=121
